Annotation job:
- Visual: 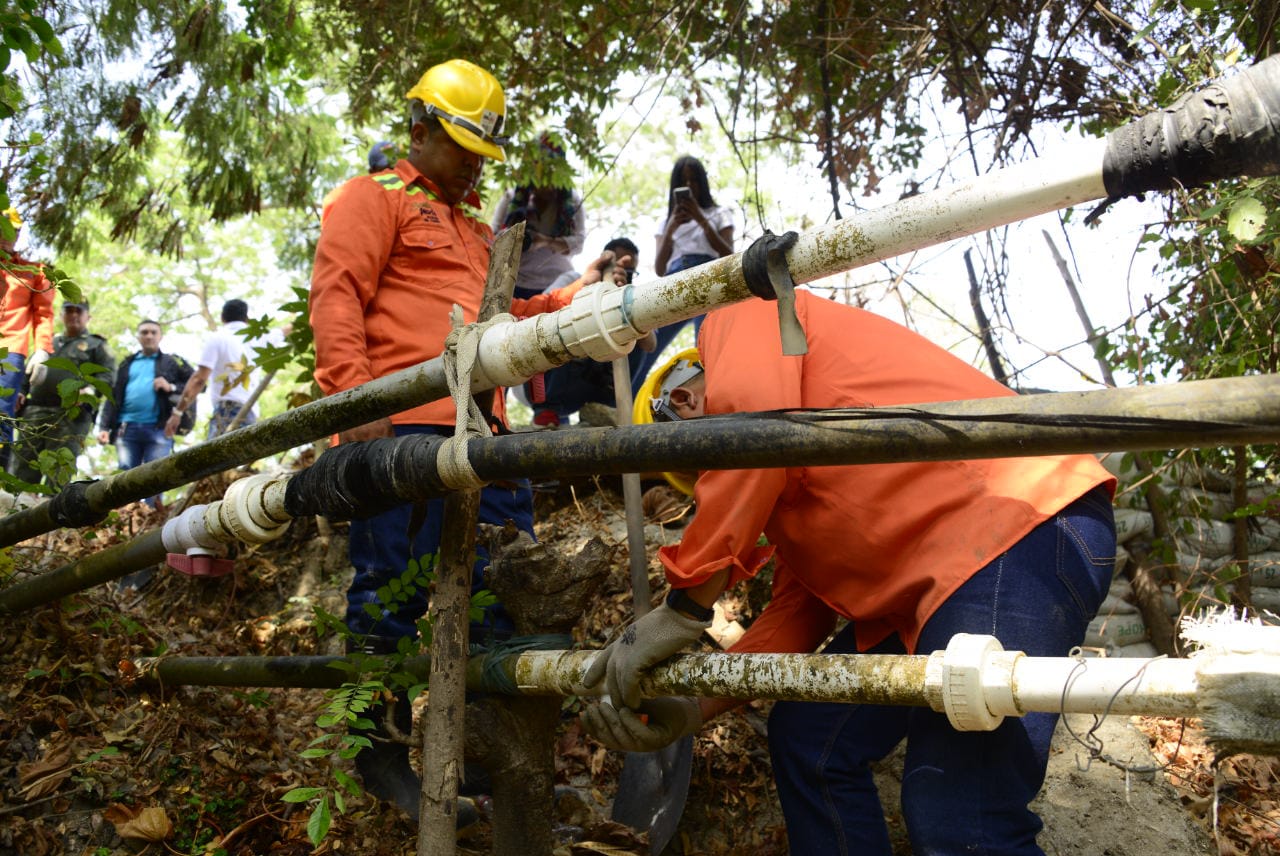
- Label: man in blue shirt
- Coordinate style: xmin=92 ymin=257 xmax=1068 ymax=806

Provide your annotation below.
xmin=98 ymin=319 xmax=194 ymax=498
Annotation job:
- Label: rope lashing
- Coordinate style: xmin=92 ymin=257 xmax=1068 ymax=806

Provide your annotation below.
xmin=436 ymin=306 xmax=514 ymax=490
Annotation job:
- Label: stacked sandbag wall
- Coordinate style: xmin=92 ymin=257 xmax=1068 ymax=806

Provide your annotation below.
xmin=1084 ymin=456 xmax=1280 ymax=656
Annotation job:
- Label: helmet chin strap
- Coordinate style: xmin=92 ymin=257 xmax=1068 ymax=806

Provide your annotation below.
xmin=411 ymin=100 xmax=508 ymax=147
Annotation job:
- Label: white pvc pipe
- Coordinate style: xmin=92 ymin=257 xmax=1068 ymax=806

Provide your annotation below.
xmin=477 ymin=632 xmax=1276 ymax=736
xmin=471 ymin=138 xmax=1108 ymax=389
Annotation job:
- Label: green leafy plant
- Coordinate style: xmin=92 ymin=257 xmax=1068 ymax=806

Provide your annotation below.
xmin=286 ymin=580 xmax=497 ymax=846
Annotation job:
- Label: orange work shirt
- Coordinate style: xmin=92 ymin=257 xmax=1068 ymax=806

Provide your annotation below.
xmin=658 ymin=291 xmax=1115 ymax=655
xmin=0 ymin=257 xmax=55 ymax=357
xmin=310 ymin=161 xmax=583 ymax=428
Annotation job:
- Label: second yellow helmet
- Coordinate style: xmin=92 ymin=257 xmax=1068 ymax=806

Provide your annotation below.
xmin=633 ymin=347 xmax=703 ymax=496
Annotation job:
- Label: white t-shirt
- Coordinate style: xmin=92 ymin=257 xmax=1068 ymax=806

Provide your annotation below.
xmin=200 ymin=321 xmax=270 ymax=407
xmin=657 ymin=204 xmax=734 ymax=264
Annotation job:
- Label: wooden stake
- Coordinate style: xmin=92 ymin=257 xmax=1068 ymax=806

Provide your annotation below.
xmin=417 ymin=224 xmax=523 ymax=855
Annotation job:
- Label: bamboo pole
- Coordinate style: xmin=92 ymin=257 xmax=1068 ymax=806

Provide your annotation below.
xmin=129 ymin=648 xmax=1201 ymax=719
xmin=129 ymin=636 xmax=1280 ymax=752
xmin=1042 ymin=229 xmax=1178 ymax=654
xmin=1 ymin=529 xmax=167 ymax=612
xmin=456 ymin=374 xmax=1280 ymax=484
xmin=5 ymin=374 xmax=1280 ymax=617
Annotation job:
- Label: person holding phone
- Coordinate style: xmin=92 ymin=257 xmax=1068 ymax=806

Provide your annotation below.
xmin=632 ymin=155 xmax=734 ymax=389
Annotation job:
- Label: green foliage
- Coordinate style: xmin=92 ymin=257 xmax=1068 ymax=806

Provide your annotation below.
xmin=18 ymin=0 xmax=1271 ymax=259
xmin=289 ymin=569 xmax=501 ymax=845
xmin=0 ymin=0 xmax=61 ymax=119
xmin=8 ymin=1 xmax=342 ymax=258
xmin=1096 ymin=34 xmax=1280 ymax=485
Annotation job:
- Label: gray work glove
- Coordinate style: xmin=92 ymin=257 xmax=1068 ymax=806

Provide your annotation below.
xmin=583 ymin=603 xmax=710 ymax=710
xmin=581 ymin=696 xmax=702 ymax=753
xmin=25 ymin=349 xmax=48 ymax=387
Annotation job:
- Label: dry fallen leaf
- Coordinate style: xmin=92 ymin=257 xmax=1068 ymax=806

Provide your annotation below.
xmin=115 ymin=805 xmax=173 ymax=841
xmin=18 ymin=737 xmax=74 ymax=799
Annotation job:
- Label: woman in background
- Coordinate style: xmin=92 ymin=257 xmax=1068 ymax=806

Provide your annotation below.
xmin=632 ymin=155 xmax=734 ymax=389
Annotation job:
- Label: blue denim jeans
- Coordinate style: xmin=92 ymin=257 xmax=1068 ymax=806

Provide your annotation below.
xmin=116 ymin=422 xmax=174 ymax=470
xmin=208 ymin=400 xmax=257 ymax=438
xmin=345 ymin=424 xmax=536 ymax=642
xmin=767 ymin=486 xmax=1115 ymax=856
xmin=117 ymin=422 xmax=174 ymax=507
xmin=628 ymin=253 xmax=716 ymax=390
xmin=0 ymin=352 xmax=25 ymax=452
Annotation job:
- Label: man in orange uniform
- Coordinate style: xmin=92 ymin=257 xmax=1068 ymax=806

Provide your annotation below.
xmin=0 ymin=210 xmax=56 ymax=470
xmin=310 ymin=58 xmax=617 ymax=818
xmin=583 ymin=290 xmax=1117 ymax=855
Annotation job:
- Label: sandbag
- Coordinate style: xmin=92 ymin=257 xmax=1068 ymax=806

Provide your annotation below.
xmin=1084 ymin=613 xmax=1148 ymax=648
xmin=1170 ymin=459 xmax=1233 ymax=492
xmin=1173 ymin=487 xmax=1235 ymax=520
xmin=1114 ymin=544 xmax=1129 ymax=577
xmin=1113 ymin=508 xmax=1154 ymax=545
xmin=1250 ymin=587 xmax=1280 ymax=617
xmin=1172 ymin=517 xmax=1236 ymax=559
xmin=1098 ymin=593 xmax=1138 ymax=616
xmin=1249 ymin=553 xmax=1280 ymax=588
xmin=1113 ymin=641 xmax=1160 ymax=658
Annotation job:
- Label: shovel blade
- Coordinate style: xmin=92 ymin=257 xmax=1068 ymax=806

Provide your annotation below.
xmin=611 ymin=734 xmax=694 ymax=855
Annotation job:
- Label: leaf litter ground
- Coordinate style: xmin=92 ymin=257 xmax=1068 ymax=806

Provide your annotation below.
xmin=0 ymin=470 xmax=1275 ymax=854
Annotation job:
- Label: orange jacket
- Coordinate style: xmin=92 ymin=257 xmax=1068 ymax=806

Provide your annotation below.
xmin=0 ymin=257 xmax=55 ymax=357
xmin=310 ymin=161 xmax=583 ymax=428
xmin=658 ymin=292 xmax=1115 ymax=655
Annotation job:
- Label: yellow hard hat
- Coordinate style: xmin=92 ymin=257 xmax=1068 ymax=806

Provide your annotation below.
xmin=406 ymin=59 xmax=508 ymax=162
xmin=633 ymin=347 xmax=702 ymax=496
xmin=3 ymin=207 xmax=22 ymax=228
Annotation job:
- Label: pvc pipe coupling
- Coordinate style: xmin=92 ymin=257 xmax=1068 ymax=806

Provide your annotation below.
xmin=474 ymin=283 xmax=647 ymax=389
xmin=556 ymin=282 xmax=644 ymax=362
xmin=161 ymin=473 xmax=293 ymax=555
xmin=924 ymin=634 xmax=1025 ymax=732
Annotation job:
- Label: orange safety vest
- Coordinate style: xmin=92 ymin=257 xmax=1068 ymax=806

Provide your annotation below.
xmin=0 ymin=258 xmax=55 ymax=357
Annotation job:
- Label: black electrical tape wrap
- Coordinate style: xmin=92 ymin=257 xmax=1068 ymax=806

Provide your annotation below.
xmin=48 ymin=479 xmax=107 ymax=528
xmin=740 ymin=230 xmax=800 ymax=300
xmin=471 ymin=634 xmax=575 ymax=695
xmin=1103 ymin=54 xmax=1280 ymax=201
xmin=283 ymin=434 xmax=448 ymax=521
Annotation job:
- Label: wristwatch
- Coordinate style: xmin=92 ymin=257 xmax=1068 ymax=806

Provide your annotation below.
xmin=666 ymin=588 xmax=714 ymax=622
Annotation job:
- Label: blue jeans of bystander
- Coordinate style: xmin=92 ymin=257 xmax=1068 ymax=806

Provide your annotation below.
xmin=116 ymin=422 xmax=174 ymax=507
xmin=116 ymin=422 xmax=174 ymax=470
xmin=767 ymin=485 xmax=1115 ymax=856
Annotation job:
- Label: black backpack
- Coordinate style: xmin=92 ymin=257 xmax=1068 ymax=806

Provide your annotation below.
xmin=164 ymin=355 xmax=197 ymax=436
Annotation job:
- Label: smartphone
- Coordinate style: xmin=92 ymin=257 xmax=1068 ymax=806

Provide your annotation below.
xmin=674 ymin=186 xmax=693 ymax=203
